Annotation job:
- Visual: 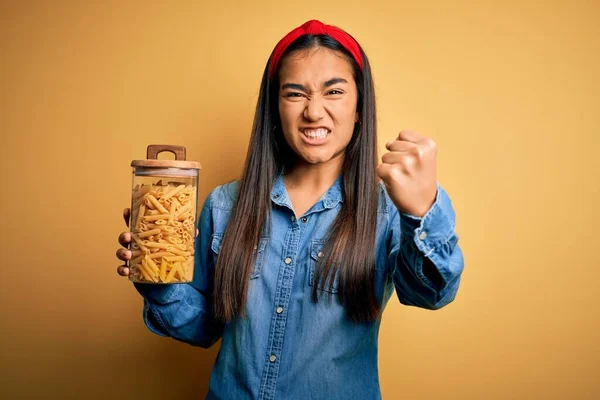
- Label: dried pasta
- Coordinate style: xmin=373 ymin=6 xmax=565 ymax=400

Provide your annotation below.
xmin=128 ymin=181 xmax=197 ymax=284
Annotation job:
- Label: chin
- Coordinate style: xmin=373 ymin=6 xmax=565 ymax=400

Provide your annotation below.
xmin=299 ymin=151 xmax=334 ymax=165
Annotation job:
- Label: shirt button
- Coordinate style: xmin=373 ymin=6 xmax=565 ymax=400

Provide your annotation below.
xmin=291 ymin=216 xmax=296 ymax=222
xmin=276 ymin=307 xmax=283 ymax=314
xmin=301 ymin=217 xmax=308 ymax=223
xmin=284 ymin=257 xmax=292 ymax=265
xmin=317 ymin=251 xmax=324 ymax=258
xmin=269 ymin=355 xmax=277 ymax=363
xmin=419 ymin=231 xmax=427 ymax=240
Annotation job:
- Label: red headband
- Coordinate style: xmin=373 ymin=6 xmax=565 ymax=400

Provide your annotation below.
xmin=268 ymin=19 xmax=363 ymax=78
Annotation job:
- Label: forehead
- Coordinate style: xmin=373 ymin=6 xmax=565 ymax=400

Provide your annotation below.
xmin=278 ymin=47 xmax=354 ymax=83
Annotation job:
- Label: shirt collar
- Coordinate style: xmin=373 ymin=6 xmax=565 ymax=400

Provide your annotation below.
xmin=270 ymin=171 xmax=344 ymax=211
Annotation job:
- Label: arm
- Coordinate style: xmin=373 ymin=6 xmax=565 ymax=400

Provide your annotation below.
xmin=387 ymin=183 xmax=464 ymax=310
xmin=133 ymin=191 xmax=223 ymax=348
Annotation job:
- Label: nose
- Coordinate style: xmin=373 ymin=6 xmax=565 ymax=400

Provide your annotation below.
xmin=303 ymin=97 xmax=325 ymax=121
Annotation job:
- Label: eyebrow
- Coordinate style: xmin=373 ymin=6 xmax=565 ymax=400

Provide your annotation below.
xmin=281 ymin=77 xmax=349 ymax=92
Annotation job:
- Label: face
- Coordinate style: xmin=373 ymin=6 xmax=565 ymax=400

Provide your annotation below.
xmin=277 ymin=47 xmax=359 ymax=167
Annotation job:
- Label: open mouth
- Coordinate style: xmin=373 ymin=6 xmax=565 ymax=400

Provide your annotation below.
xmin=301 ymin=128 xmax=330 ymax=145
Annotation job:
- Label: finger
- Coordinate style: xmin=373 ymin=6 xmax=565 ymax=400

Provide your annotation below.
xmin=381 ymin=151 xmax=411 ymax=165
xmin=378 ymin=159 xmax=412 ymax=180
xmin=376 ymin=163 xmax=393 ymax=181
xmin=118 ymin=231 xmax=132 ymax=248
xmin=377 ymin=163 xmax=406 ymax=187
xmin=116 ymin=248 xmax=132 ymax=262
xmin=385 ymin=140 xmax=418 ymax=152
xmin=117 ymin=265 xmax=130 ymax=276
xmin=396 ymin=130 xmax=425 ymax=144
xmin=123 ymin=208 xmax=131 ymax=227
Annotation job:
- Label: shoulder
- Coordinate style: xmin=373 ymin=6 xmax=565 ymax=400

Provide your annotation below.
xmin=207 ymin=179 xmax=241 ymax=210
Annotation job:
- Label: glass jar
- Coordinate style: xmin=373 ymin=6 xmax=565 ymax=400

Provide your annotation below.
xmin=128 ymin=145 xmax=201 ymax=284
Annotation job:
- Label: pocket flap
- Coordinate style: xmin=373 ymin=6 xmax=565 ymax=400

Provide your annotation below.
xmin=310 ymin=240 xmax=326 ymax=261
xmin=309 ymin=239 xmax=339 ymax=293
xmin=211 ymin=233 xmax=223 ymax=254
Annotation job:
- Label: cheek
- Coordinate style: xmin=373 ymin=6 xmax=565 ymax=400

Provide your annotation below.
xmin=333 ymin=106 xmax=358 ymax=137
xmin=280 ymin=128 xmax=301 ymax=153
xmin=282 ymin=130 xmax=294 ymax=146
xmin=332 ymin=98 xmax=357 ymax=123
xmin=278 ymin=101 xmax=299 ymax=125
xmin=279 ymin=122 xmax=296 ymax=142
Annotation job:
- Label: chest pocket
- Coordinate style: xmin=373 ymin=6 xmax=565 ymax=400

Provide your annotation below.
xmin=308 ymin=239 xmax=340 ymax=294
xmin=211 ymin=233 xmax=268 ymax=279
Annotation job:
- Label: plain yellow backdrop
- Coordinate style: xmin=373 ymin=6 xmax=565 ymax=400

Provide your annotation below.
xmin=1 ymin=1 xmax=598 ymax=399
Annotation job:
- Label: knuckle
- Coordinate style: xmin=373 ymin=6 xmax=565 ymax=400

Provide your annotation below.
xmin=400 ymin=154 xmax=415 ymax=166
xmin=116 ymin=248 xmax=129 ymax=260
xmin=390 ymin=168 xmax=404 ymax=181
xmin=398 ymin=158 xmax=413 ymax=173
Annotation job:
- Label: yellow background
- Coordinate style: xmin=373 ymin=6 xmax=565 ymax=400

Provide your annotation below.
xmin=1 ymin=1 xmax=598 ymax=399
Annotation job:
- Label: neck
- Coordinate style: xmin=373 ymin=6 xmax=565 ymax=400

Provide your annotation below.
xmin=283 ymin=155 xmax=344 ymax=191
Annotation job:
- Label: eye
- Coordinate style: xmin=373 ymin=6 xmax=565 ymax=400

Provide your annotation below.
xmin=284 ymin=92 xmax=304 ymax=98
xmin=327 ymin=90 xmax=344 ymax=95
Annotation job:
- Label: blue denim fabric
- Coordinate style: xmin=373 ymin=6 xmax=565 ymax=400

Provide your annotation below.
xmin=134 ymin=172 xmax=464 ymax=400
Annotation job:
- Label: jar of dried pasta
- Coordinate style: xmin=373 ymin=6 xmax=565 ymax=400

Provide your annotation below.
xmin=128 ymin=144 xmax=201 ymax=284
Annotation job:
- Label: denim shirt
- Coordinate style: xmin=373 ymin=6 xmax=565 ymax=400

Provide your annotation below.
xmin=135 ymin=173 xmax=464 ymax=400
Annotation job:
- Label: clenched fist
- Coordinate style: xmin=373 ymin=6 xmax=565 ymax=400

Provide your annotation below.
xmin=377 ymin=130 xmax=438 ymax=218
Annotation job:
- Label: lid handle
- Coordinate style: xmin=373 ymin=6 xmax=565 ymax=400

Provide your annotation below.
xmin=146 ymin=145 xmax=186 ymax=161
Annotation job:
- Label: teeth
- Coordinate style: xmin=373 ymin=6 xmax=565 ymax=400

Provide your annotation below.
xmin=303 ymin=128 xmax=329 ymax=139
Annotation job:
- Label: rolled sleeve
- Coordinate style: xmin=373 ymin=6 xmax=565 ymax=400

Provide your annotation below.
xmin=134 ymin=284 xmax=183 ymax=336
xmin=388 ymin=182 xmax=464 ymax=310
xmin=399 ymin=182 xmax=456 ymax=258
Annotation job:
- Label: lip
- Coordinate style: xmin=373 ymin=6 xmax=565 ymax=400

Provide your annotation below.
xmin=300 ymin=127 xmax=330 ymax=146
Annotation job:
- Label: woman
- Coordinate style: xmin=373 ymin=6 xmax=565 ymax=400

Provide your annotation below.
xmin=116 ymin=19 xmax=464 ymax=400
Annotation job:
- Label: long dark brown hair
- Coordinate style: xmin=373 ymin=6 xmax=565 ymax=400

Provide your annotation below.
xmin=213 ymin=33 xmax=380 ymax=323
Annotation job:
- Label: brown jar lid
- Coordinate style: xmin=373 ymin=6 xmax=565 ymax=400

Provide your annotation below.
xmin=130 ymin=144 xmax=202 ymax=169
